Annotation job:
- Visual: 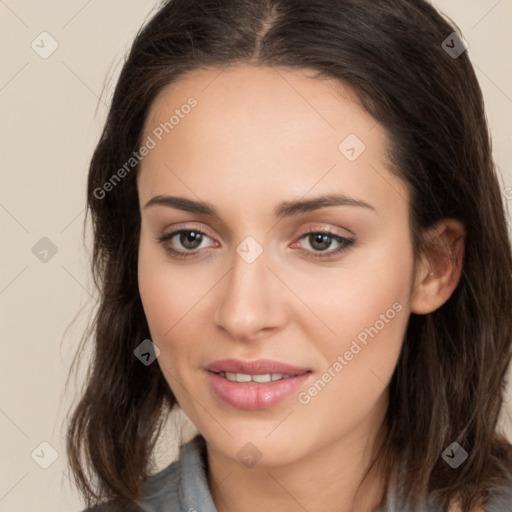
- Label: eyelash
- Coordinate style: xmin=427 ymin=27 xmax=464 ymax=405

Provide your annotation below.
xmin=156 ymin=227 xmax=355 ymax=261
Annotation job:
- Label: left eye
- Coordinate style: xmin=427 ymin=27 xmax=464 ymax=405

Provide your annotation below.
xmin=294 ymin=230 xmax=355 ymax=259
xmin=302 ymin=232 xmax=339 ymax=251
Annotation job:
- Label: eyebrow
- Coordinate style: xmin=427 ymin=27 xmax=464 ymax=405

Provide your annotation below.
xmin=143 ymin=193 xmax=375 ymax=218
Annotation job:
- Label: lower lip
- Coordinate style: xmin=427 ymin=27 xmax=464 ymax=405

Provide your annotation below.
xmin=206 ymin=371 xmax=311 ymax=410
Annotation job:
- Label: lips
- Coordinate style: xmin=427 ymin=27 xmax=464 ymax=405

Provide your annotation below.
xmin=205 ymin=359 xmax=312 ymax=410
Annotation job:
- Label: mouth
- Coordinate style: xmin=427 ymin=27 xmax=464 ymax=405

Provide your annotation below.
xmin=215 ymin=371 xmax=298 ymax=383
xmin=205 ymin=359 xmax=312 ymax=410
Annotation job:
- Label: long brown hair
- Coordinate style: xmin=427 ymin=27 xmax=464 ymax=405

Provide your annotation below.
xmin=67 ymin=0 xmax=512 ymax=510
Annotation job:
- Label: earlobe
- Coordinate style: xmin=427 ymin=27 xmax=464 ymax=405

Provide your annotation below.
xmin=410 ymin=219 xmax=466 ymax=315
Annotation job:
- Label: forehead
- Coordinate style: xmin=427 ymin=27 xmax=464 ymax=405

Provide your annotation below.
xmin=142 ymin=64 xmax=374 ymax=143
xmin=138 ymin=65 xmax=407 ymax=221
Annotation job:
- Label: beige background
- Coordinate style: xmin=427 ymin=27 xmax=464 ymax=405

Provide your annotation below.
xmin=1 ymin=1 xmax=511 ymax=511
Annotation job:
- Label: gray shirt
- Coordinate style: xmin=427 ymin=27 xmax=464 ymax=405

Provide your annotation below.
xmin=84 ymin=435 xmax=512 ymax=511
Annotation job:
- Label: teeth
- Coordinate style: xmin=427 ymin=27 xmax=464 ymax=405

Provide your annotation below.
xmin=219 ymin=372 xmax=291 ymax=383
xmin=253 ymin=374 xmax=272 ymax=383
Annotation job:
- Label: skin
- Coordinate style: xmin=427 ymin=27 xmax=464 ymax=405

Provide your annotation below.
xmin=136 ymin=65 xmax=465 ymax=512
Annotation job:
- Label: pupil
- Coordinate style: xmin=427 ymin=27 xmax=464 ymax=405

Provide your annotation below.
xmin=181 ymin=231 xmax=202 ymax=249
xmin=311 ymin=233 xmax=331 ymax=251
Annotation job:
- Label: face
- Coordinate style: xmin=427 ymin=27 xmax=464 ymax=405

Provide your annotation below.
xmin=137 ymin=65 xmax=416 ymax=466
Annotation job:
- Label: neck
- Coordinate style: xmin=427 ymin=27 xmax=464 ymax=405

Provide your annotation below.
xmin=206 ymin=393 xmax=390 ymax=512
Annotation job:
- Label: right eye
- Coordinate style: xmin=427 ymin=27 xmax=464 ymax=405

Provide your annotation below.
xmin=156 ymin=228 xmax=218 ymax=259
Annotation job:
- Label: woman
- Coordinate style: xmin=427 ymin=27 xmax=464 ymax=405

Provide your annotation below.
xmin=67 ymin=1 xmax=512 ymax=510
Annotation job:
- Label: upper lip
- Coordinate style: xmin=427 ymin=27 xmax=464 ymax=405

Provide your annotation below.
xmin=206 ymin=358 xmax=311 ymax=375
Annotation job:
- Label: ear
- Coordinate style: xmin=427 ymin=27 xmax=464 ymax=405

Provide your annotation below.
xmin=411 ymin=218 xmax=466 ymax=315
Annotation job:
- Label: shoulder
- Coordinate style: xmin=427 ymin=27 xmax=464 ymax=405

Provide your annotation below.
xmin=481 ymin=472 xmax=512 ymax=512
xmin=78 ymin=460 xmax=182 ymax=512
xmin=139 ymin=435 xmax=208 ymax=512
xmin=77 ymin=456 xmax=181 ymax=512
xmin=79 ymin=435 xmax=208 ymax=512
xmin=446 ymin=472 xmax=512 ymax=512
xmin=139 ymin=449 xmax=183 ymax=511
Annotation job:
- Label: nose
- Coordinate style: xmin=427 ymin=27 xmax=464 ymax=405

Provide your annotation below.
xmin=213 ymin=242 xmax=288 ymax=341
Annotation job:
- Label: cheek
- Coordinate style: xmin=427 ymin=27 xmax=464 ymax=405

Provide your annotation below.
xmin=293 ymin=234 xmax=413 ymax=411
xmin=137 ymin=237 xmax=220 ymax=360
xmin=138 ymin=244 xmax=171 ymax=334
xmin=293 ymin=282 xmax=410 ymax=441
xmin=137 ymin=239 xmax=192 ymax=346
xmin=137 ymin=246 xmax=201 ymax=393
xmin=294 ymin=233 xmax=413 ymax=344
